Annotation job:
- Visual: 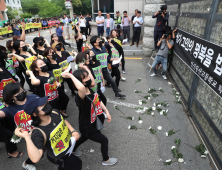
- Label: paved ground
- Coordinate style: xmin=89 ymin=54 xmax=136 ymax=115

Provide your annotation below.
xmin=0 ymin=29 xmax=214 ymax=170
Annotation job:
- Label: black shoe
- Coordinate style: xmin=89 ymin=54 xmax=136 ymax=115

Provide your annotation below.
xmin=115 ymin=93 xmax=126 ymax=99
xmin=117 ymin=89 xmax=121 ymax=92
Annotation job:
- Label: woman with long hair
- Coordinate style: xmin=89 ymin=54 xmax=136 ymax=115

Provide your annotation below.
xmin=33 ymin=36 xmax=50 ymax=56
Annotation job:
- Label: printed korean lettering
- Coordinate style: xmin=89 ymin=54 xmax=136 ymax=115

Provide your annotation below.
xmin=214 ymin=53 xmax=222 ymax=76
xmin=198 ymin=68 xmax=202 ymax=75
xmin=204 ymin=73 xmax=209 ymax=81
xmin=0 ymin=78 xmax=16 ymax=97
xmin=203 ymin=49 xmax=214 ymax=68
xmin=198 ymin=45 xmax=207 ymax=63
xmin=193 ymin=43 xmax=201 ymax=58
xmin=212 ymin=80 xmax=217 ymax=87
xmin=176 ymin=33 xmax=183 ymax=45
xmin=14 ymin=110 xmax=33 ymax=131
xmin=181 ymin=37 xmax=194 ymax=53
xmin=208 ymin=76 xmax=213 ymax=84
xmin=218 ymin=85 xmax=222 ymax=94
xmin=44 ymin=83 xmax=59 ymax=101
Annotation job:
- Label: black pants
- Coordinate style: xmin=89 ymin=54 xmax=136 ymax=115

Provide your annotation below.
xmin=154 ymin=30 xmax=164 ymax=49
xmin=132 ymin=27 xmax=141 ymax=45
xmin=58 ymin=84 xmax=69 ymax=111
xmin=111 ymin=67 xmax=121 ymax=87
xmin=97 ymin=83 xmax=107 ymax=106
xmin=74 ymin=131 xmax=109 ymax=161
xmin=97 ymin=26 xmax=104 ymax=36
xmin=16 ymin=70 xmax=25 ymax=88
xmin=102 ymin=70 xmax=119 ymax=96
xmin=58 ymin=36 xmax=71 ymax=50
xmin=119 ymin=50 xmax=125 ymax=71
xmin=47 ymin=153 xmax=82 ymax=170
xmin=63 ymin=78 xmax=75 ymax=94
xmin=86 ymin=26 xmax=91 ymax=35
xmin=0 ymin=119 xmax=17 ymax=154
xmin=80 ymin=27 xmax=87 ymax=39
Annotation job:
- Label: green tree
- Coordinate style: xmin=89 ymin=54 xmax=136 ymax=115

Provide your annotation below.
xmin=37 ymin=0 xmax=63 ymax=17
xmin=21 ymin=0 xmax=39 ymax=15
xmin=20 ymin=13 xmax=32 ymax=18
xmin=6 ymin=6 xmax=19 ymax=19
xmin=72 ymin=0 xmax=91 ymax=15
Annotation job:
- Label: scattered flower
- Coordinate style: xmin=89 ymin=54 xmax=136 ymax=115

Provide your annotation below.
xmin=166 ymin=129 xmax=181 ymax=137
xmin=201 ymin=155 xmax=206 ymax=158
xmin=143 ymin=95 xmax=151 ymax=99
xmin=151 ymin=112 xmax=155 ymax=116
xmin=164 ymin=159 xmax=173 ymax=165
xmin=134 ymin=90 xmax=142 ymax=93
xmin=149 ymin=126 xmax=151 ymax=130
xmin=171 ymin=146 xmax=176 ymax=149
xmin=168 ymin=82 xmax=171 ymax=85
xmin=178 ymin=158 xmax=184 ymax=163
xmin=149 ymin=127 xmax=161 ymax=141
xmin=152 ymin=107 xmax=156 ymax=110
xmin=135 ymin=78 xmax=141 ymax=84
xmin=138 ymin=120 xmax=143 ymax=124
xmin=139 ymin=100 xmax=142 ymax=105
xmin=148 ymin=88 xmax=156 ymax=93
xmin=165 ymin=132 xmax=169 ymax=136
xmin=160 ymin=111 xmax=163 ymax=115
xmin=159 ymin=87 xmax=164 ymax=93
xmin=114 ymin=105 xmax=125 ymax=115
xmin=157 ymin=126 xmax=162 ymax=130
xmin=153 ymin=103 xmax=156 ymax=106
xmin=158 ymin=104 xmax=161 ymax=107
xmin=128 ymin=125 xmax=139 ymax=131
xmin=128 ymin=125 xmax=131 ymax=129
xmin=204 ymin=150 xmax=209 ymax=155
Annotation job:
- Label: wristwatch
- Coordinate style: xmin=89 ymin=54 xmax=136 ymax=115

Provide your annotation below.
xmin=71 ymin=129 xmax=77 ymax=134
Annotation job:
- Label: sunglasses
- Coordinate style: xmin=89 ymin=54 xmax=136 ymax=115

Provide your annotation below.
xmin=53 ymin=35 xmax=57 ymax=37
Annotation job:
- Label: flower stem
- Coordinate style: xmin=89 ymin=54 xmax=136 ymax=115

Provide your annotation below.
xmin=118 ymin=109 xmax=125 ymax=115
xmin=184 ymin=143 xmax=195 ymax=149
xmin=178 ymin=162 xmax=182 ymax=170
xmin=155 ymin=134 xmax=161 ymax=141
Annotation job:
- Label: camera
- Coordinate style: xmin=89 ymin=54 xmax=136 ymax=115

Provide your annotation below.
xmin=164 ymin=34 xmax=168 ymax=39
xmin=159 ymin=5 xmax=167 ymax=15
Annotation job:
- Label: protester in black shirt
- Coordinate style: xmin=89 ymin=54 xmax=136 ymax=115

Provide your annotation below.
xmin=74 ymin=26 xmax=83 ymax=52
xmin=33 ymin=37 xmax=50 ymax=56
xmin=15 ymin=96 xmax=82 ymax=170
xmin=62 ymin=68 xmax=118 ymax=166
xmin=85 ymin=13 xmax=92 ymax=36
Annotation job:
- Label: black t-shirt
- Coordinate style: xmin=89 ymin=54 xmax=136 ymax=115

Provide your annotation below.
xmin=33 ymin=44 xmax=47 ymax=56
xmin=19 ymin=51 xmax=33 ymax=72
xmin=75 ymin=89 xmax=105 ymax=137
xmin=47 ymin=62 xmax=60 ymax=71
xmin=111 ymin=37 xmax=123 ymax=55
xmin=76 ymin=39 xmax=83 ymax=52
xmin=53 ymin=51 xmax=70 ymax=64
xmin=31 ymin=110 xmax=72 ymax=160
xmin=35 ymin=71 xmax=59 ymax=109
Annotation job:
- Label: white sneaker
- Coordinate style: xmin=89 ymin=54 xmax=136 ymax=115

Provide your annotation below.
xmin=102 ymin=158 xmax=118 ymax=166
xmin=22 ymin=161 xmax=36 ymax=170
xmin=121 ymin=77 xmax=126 ymax=81
xmin=162 ymin=75 xmax=167 ymax=80
xmin=122 ymin=70 xmax=126 ymax=74
xmin=150 ymin=73 xmax=158 ymax=77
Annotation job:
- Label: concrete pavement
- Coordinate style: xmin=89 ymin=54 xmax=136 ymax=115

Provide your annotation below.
xmin=0 ymin=29 xmax=214 ymax=170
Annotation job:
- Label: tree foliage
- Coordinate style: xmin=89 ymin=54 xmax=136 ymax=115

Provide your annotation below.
xmin=7 ymin=6 xmax=19 ymax=19
xmin=20 ymin=12 xmax=32 ymax=18
xmin=21 ymin=0 xmax=39 ymax=15
xmin=37 ymin=0 xmax=63 ymax=17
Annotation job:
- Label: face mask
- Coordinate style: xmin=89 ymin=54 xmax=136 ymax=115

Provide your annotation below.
xmin=42 ymin=103 xmax=53 ymax=115
xmin=40 ymin=65 xmax=48 ymax=72
xmin=84 ymin=79 xmax=92 ymax=88
xmin=22 ymin=45 xmax=28 ymax=51
xmin=39 ymin=41 xmax=44 ymax=46
xmin=15 ymin=91 xmax=26 ymax=101
xmin=56 ymin=46 xmax=61 ymax=51
xmin=99 ymin=41 xmax=103 ymax=47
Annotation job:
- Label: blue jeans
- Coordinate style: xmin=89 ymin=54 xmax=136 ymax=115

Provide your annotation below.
xmin=106 ymin=28 xmax=110 ymax=36
xmin=151 ymin=55 xmax=167 ymax=75
xmin=97 ymin=26 xmax=104 ymax=36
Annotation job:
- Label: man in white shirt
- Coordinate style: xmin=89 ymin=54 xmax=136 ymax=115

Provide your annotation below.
xmin=131 ymin=11 xmax=143 ymax=47
xmin=104 ymin=13 xmax=114 ymax=36
xmin=96 ymin=11 xmax=105 ymax=36
xmin=63 ymin=14 xmax=70 ymax=39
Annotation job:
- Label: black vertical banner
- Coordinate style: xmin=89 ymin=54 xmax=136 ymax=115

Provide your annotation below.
xmin=174 ymin=29 xmax=222 ymax=99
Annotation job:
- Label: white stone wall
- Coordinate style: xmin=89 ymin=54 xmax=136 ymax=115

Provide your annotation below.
xmin=143 ymin=0 xmax=164 ymax=56
xmin=6 ymin=0 xmax=22 ymax=12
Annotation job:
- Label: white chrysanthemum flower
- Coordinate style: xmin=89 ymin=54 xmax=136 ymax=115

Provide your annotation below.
xmin=171 ymin=146 xmax=176 ymax=149
xmin=158 ymin=104 xmax=161 ymax=107
xmin=166 ymin=109 xmax=168 ymax=113
xmin=152 ymin=107 xmax=156 ymax=110
xmin=11 ymin=138 xmax=15 ymax=143
xmin=134 ymin=90 xmax=136 ymax=92
xmin=144 ymin=107 xmax=148 ymax=110
xmin=168 ymin=82 xmax=171 ymax=85
xmin=149 ymin=126 xmax=152 ymax=129
xmin=151 ymin=112 xmax=154 ymax=116
xmin=204 ymin=150 xmax=209 ymax=155
xmin=165 ymin=132 xmax=168 ymax=136
xmin=166 ymin=104 xmax=169 ymax=107
xmin=165 ymin=159 xmax=171 ymax=162
xmin=153 ymin=103 xmax=156 ymax=106
xmin=132 ymin=116 xmax=134 ymax=120
xmin=201 ymin=155 xmax=206 ymax=158
xmin=159 ymin=87 xmax=162 ymax=90
xmin=138 ymin=120 xmax=143 ymax=124
xmin=128 ymin=126 xmax=131 ymax=129
xmin=148 ymin=97 xmax=151 ymax=100
xmin=178 ymin=158 xmax=184 ymax=163
xmin=157 ymin=126 xmax=162 ymax=130
xmin=160 ymin=111 xmax=163 ymax=115
xmin=113 ymin=105 xmax=117 ymax=108
xmin=139 ymin=100 xmax=142 ymax=105
xmin=176 ymin=92 xmax=180 ymax=95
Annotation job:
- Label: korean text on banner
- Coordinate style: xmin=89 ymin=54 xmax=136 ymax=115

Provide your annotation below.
xmin=53 ymin=68 xmax=63 ymax=83
xmin=25 ymin=56 xmax=37 ymax=71
xmin=96 ymin=53 xmax=108 ymax=68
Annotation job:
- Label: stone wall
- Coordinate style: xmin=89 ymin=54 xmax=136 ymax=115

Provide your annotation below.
xmin=143 ymin=0 xmax=164 ymax=56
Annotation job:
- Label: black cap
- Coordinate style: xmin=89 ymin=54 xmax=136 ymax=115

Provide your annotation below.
xmin=24 ymin=96 xmax=48 ymax=115
xmin=116 ymin=11 xmax=120 ymax=13
xmin=137 ymin=11 xmax=141 ymax=14
xmin=33 ymin=37 xmax=41 ymax=44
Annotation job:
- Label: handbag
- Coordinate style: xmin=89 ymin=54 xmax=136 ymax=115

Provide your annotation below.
xmin=86 ymin=95 xmax=104 ymax=131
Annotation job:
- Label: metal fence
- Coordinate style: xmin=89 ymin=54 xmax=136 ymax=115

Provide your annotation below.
xmin=166 ymin=0 xmax=222 ymax=168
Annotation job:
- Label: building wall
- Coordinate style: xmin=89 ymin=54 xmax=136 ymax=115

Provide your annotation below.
xmin=5 ymin=0 xmax=22 ymax=11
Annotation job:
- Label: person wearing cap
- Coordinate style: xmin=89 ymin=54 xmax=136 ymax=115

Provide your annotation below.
xmin=14 ymin=95 xmax=82 ymax=170
xmin=104 ymin=13 xmax=114 ymax=36
xmin=72 ymin=13 xmax=79 ymax=35
xmin=52 ymin=42 xmax=76 ymax=96
xmin=114 ymin=11 xmax=122 ymax=30
xmin=89 ymin=36 xmax=126 ymax=99
xmin=152 ymin=5 xmax=169 ymax=50
xmin=33 ymin=36 xmax=50 ymax=56
xmin=85 ymin=13 xmax=92 ymax=36
xmin=0 ymin=83 xmax=39 ymax=169
xmin=62 ymin=69 xmax=118 ymax=166
xmin=131 ymin=11 xmax=143 ymax=47
xmin=131 ymin=9 xmax=138 ymax=32
xmin=55 ymin=22 xmax=71 ymax=50
xmin=96 ymin=11 xmax=105 ymax=36
xmin=122 ymin=11 xmax=131 ymax=44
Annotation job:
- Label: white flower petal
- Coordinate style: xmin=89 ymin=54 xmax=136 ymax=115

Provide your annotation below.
xmin=132 ymin=116 xmax=134 ymax=120
xmin=204 ymin=150 xmax=209 ymax=155
xmin=153 ymin=103 xmax=156 ymax=106
xmin=165 ymin=159 xmax=171 ymax=162
xmin=128 ymin=126 xmax=131 ymax=129
xmin=158 ymin=104 xmax=161 ymax=107
xmin=149 ymin=126 xmax=152 ymax=129
xmin=159 ymin=87 xmax=162 ymax=90
xmin=151 ymin=112 xmax=154 ymax=116
xmin=168 ymin=82 xmax=171 ymax=85
xmin=152 ymin=107 xmax=156 ymax=111
xmin=178 ymin=158 xmax=184 ymax=163
xmin=201 ymin=155 xmax=206 ymax=158
xmin=157 ymin=126 xmax=162 ymax=130
xmin=148 ymin=97 xmax=150 ymax=100
xmin=171 ymin=146 xmax=176 ymax=149
xmin=138 ymin=120 xmax=143 ymax=124
xmin=166 ymin=109 xmax=168 ymax=113
xmin=139 ymin=100 xmax=142 ymax=105
xmin=160 ymin=111 xmax=163 ymax=115
xmin=144 ymin=107 xmax=148 ymax=110
xmin=165 ymin=132 xmax=168 ymax=136
xmin=176 ymin=92 xmax=180 ymax=95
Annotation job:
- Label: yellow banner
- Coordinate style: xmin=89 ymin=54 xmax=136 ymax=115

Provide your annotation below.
xmin=0 ymin=23 xmax=42 ymax=35
xmin=53 ymin=68 xmax=63 ymax=83
xmin=25 ymin=56 xmax=37 ymax=71
xmin=59 ymin=60 xmax=69 ymax=69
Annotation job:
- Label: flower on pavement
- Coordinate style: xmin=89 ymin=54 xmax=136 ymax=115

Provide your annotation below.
xmin=151 ymin=112 xmax=155 ymax=116
xmin=152 ymin=107 xmax=156 ymax=110
xmin=178 ymin=158 xmax=184 ymax=163
xmin=139 ymin=100 xmax=142 ymax=105
xmin=138 ymin=120 xmax=143 ymax=124
xmin=157 ymin=126 xmax=162 ymax=130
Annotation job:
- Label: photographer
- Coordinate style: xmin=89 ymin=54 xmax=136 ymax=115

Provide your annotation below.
xmin=152 ymin=5 xmax=169 ymax=51
xmin=150 ymin=32 xmax=174 ymax=80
